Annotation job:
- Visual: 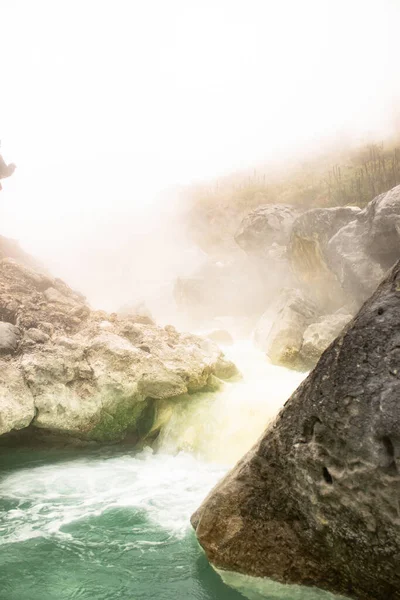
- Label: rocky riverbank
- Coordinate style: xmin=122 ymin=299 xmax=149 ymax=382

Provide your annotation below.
xmin=0 ymin=241 xmax=237 ymax=445
xmin=176 ymin=184 xmax=400 ymax=371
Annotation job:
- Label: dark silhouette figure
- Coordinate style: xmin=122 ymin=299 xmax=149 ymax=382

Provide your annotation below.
xmin=0 ymin=155 xmax=16 ymax=191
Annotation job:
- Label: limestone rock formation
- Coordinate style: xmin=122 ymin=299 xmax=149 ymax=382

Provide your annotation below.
xmin=0 ymin=245 xmax=237 ymax=443
xmin=289 ymin=185 xmax=400 ymax=309
xmin=0 ymin=322 xmax=21 ymax=355
xmin=289 ymin=206 xmax=361 ymax=309
xmin=327 ymin=185 xmax=400 ymax=304
xmin=249 ymin=187 xmax=400 ymax=368
xmin=0 ymin=362 xmax=35 ymax=436
xmin=192 ymin=259 xmax=400 ymax=600
xmin=254 ymin=290 xmax=352 ymax=370
xmin=300 ymin=312 xmax=352 ymax=368
xmin=254 ymin=289 xmax=316 ymax=368
xmin=235 ymin=204 xmax=298 ymax=259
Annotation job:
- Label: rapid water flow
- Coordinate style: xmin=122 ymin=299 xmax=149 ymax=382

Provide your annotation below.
xmin=157 ymin=341 xmax=305 ymax=464
xmin=0 ymin=343 xmax=337 ymax=600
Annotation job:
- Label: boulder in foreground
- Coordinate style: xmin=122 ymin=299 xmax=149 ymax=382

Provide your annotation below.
xmin=192 ymin=260 xmax=400 ymax=600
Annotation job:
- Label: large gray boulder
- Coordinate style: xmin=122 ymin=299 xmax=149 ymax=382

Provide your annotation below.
xmin=192 ymin=259 xmax=400 ymax=600
xmin=255 ymin=291 xmax=352 ymax=370
xmin=235 ymin=204 xmax=298 ymax=259
xmin=290 ymin=206 xmax=361 ymax=258
xmin=0 ymin=322 xmax=21 ymax=355
xmin=254 ymin=288 xmax=316 ymax=369
xmin=327 ymin=185 xmax=400 ymax=304
xmin=289 ymin=206 xmax=361 ymax=310
xmin=366 ymin=186 xmax=400 ymax=267
xmin=326 ymin=219 xmax=384 ymax=305
xmin=289 ymin=185 xmax=400 ymax=310
xmin=300 ymin=312 xmax=352 ymax=368
xmin=0 ymin=248 xmax=237 ymax=443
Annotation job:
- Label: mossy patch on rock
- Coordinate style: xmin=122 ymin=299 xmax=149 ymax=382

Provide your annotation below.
xmin=87 ymin=397 xmax=154 ymax=442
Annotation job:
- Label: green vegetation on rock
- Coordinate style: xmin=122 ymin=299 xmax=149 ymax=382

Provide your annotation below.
xmin=87 ymin=397 xmax=154 ymax=443
xmin=186 ymin=137 xmax=400 ymax=254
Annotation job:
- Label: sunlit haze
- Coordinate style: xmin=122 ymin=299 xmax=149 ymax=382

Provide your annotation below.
xmin=1 ymin=0 xmax=399 ymax=314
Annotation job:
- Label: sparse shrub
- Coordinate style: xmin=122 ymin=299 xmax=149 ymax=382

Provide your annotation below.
xmin=185 ymin=137 xmax=400 ymax=254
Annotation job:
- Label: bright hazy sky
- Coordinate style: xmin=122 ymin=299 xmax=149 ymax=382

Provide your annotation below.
xmin=0 ymin=0 xmax=399 ymax=311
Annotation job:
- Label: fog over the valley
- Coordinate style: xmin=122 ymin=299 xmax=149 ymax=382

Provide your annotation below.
xmin=0 ymin=0 xmax=399 ymax=319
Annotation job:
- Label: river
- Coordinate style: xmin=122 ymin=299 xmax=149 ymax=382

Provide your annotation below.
xmin=0 ymin=343 xmax=341 ymax=600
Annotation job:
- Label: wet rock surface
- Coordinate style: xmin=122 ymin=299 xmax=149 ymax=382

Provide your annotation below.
xmin=192 ymin=259 xmax=400 ymax=600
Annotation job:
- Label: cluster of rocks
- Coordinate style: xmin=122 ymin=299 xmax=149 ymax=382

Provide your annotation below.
xmin=189 ymin=184 xmax=400 ymax=599
xmin=177 ymin=184 xmax=400 ymax=369
xmin=253 ymin=288 xmax=352 ymax=370
xmin=0 ymin=243 xmax=237 ymax=444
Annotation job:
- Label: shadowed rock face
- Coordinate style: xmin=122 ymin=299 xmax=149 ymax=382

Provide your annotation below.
xmin=192 ymin=260 xmax=400 ymax=600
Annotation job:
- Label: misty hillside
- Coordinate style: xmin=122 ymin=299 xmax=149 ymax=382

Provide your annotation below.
xmin=2 ymin=1 xmax=400 ymax=599
xmin=186 ymin=135 xmax=400 ymax=255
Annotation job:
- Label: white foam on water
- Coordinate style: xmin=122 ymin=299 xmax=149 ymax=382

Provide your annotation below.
xmin=0 ymin=339 xmax=306 ymax=600
xmin=0 ymin=449 xmax=226 ymax=544
xmin=157 ymin=340 xmax=306 ymax=464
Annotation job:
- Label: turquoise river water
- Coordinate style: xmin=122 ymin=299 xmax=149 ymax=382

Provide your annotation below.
xmin=0 ymin=343 xmax=343 ymax=600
